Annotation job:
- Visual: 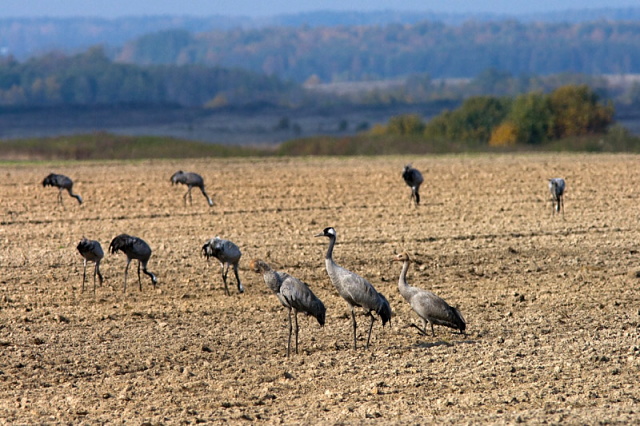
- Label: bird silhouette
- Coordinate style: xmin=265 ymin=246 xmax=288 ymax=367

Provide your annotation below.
xmin=42 ymin=173 xmax=83 ymax=206
xmin=170 ymin=171 xmax=214 ymax=206
xmin=392 ymin=252 xmax=466 ymax=337
xmin=202 ymin=237 xmax=244 ymax=295
xmin=402 ymin=164 xmax=424 ymax=207
xmin=109 ymin=234 xmax=157 ymax=293
xmin=548 ymin=178 xmax=566 ymax=215
xmin=76 ymin=237 xmax=104 ymax=294
xmin=250 ymin=259 xmax=326 ymax=356
xmin=315 ymin=227 xmax=391 ymax=349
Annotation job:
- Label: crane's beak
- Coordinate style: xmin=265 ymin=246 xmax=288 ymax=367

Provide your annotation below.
xmin=314 ymin=232 xmax=324 ymax=237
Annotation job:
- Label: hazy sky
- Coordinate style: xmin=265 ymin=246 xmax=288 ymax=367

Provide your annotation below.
xmin=2 ymin=0 xmax=638 ymax=18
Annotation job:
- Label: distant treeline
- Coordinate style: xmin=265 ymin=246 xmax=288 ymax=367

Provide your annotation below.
xmin=117 ymin=20 xmax=640 ymax=82
xmin=0 ymin=47 xmax=299 ymax=107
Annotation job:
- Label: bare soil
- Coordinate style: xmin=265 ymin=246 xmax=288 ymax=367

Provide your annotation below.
xmin=1 ymin=154 xmax=639 ymax=424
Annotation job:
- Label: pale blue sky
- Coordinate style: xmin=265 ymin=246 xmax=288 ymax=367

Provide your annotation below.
xmin=1 ymin=0 xmax=638 ymax=18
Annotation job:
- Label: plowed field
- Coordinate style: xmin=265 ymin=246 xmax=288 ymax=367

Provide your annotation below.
xmin=1 ymin=154 xmax=639 ymax=423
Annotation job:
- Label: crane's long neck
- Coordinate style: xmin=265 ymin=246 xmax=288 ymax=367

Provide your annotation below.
xmin=325 ymin=235 xmax=336 ymax=261
xmin=397 ymin=260 xmax=413 ymax=300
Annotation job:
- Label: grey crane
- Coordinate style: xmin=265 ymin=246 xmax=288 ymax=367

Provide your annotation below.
xmin=392 ymin=252 xmax=466 ymax=337
xmin=250 ymin=259 xmax=326 ymax=357
xmin=109 ymin=234 xmax=157 ymax=293
xmin=76 ymin=237 xmax=104 ymax=294
xmin=202 ymin=237 xmax=244 ymax=295
xmin=548 ymin=178 xmax=566 ymax=215
xmin=315 ymin=227 xmax=391 ymax=349
xmin=402 ymin=164 xmax=424 ymax=207
xmin=42 ymin=173 xmax=83 ymax=205
xmin=170 ymin=171 xmax=214 ymax=206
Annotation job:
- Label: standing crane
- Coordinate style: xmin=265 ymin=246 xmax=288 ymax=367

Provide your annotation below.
xmin=109 ymin=234 xmax=157 ymax=293
xmin=202 ymin=237 xmax=244 ymax=295
xmin=315 ymin=227 xmax=391 ymax=349
xmin=170 ymin=171 xmax=214 ymax=206
xmin=548 ymin=178 xmax=566 ymax=215
xmin=250 ymin=259 xmax=326 ymax=357
xmin=76 ymin=237 xmax=104 ymax=295
xmin=402 ymin=164 xmax=424 ymax=207
xmin=392 ymin=252 xmax=466 ymax=337
xmin=42 ymin=173 xmax=83 ymax=206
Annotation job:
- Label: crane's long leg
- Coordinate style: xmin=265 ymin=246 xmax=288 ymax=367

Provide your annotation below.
xmin=351 ymin=307 xmax=357 ymax=350
xmin=124 ymin=258 xmax=132 ymax=293
xmin=409 ymin=322 xmax=428 ymax=336
xmin=294 ymin=310 xmax=299 ymax=355
xmin=365 ymin=313 xmax=375 ymax=349
xmin=82 ymin=259 xmax=88 ymax=293
xmin=199 ymin=187 xmax=214 ymax=207
xmin=287 ymin=309 xmax=292 ymax=358
xmin=430 ymin=321 xmax=436 ymax=337
xmin=414 ymin=188 xmax=421 ymax=206
xmin=137 ymin=261 xmax=142 ymax=291
xmin=92 ymin=261 xmax=97 ymax=295
xmin=233 ymin=264 xmax=244 ymax=293
xmin=221 ymin=262 xmax=230 ymax=296
xmin=96 ymin=260 xmax=103 ymax=287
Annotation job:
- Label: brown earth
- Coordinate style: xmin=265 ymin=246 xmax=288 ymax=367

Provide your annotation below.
xmin=0 ymin=154 xmax=639 ymax=424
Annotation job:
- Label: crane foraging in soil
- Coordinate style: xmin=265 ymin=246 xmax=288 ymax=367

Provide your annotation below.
xmin=170 ymin=171 xmax=214 ymax=206
xmin=250 ymin=259 xmax=326 ymax=357
xmin=315 ymin=227 xmax=391 ymax=349
xmin=76 ymin=237 xmax=104 ymax=294
xmin=109 ymin=234 xmax=157 ymax=293
xmin=402 ymin=164 xmax=424 ymax=207
xmin=42 ymin=173 xmax=83 ymax=206
xmin=548 ymin=178 xmax=566 ymax=215
xmin=202 ymin=237 xmax=244 ymax=296
xmin=392 ymin=252 xmax=466 ymax=336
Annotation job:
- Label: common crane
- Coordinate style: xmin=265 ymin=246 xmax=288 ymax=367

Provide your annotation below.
xmin=202 ymin=237 xmax=244 ymax=295
xmin=250 ymin=259 xmax=326 ymax=356
xmin=42 ymin=173 xmax=83 ymax=205
xmin=315 ymin=227 xmax=391 ymax=349
xmin=392 ymin=252 xmax=466 ymax=336
xmin=548 ymin=178 xmax=566 ymax=215
xmin=402 ymin=164 xmax=424 ymax=207
xmin=76 ymin=237 xmax=104 ymax=294
xmin=170 ymin=171 xmax=214 ymax=206
xmin=109 ymin=234 xmax=157 ymax=293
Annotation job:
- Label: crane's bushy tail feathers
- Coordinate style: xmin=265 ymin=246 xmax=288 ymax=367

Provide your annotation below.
xmin=376 ymin=293 xmax=392 ymax=326
xmin=452 ymin=306 xmax=466 ymax=332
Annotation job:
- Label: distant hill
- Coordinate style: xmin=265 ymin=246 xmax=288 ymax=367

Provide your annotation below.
xmin=2 ymin=8 xmax=640 ymax=59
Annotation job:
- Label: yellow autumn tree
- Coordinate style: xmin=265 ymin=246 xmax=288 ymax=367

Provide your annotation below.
xmin=489 ymin=122 xmax=518 ymax=147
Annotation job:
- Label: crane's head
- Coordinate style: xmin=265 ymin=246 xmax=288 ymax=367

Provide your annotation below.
xmin=314 ymin=227 xmax=336 ymax=238
xmin=392 ymin=252 xmax=411 ymax=263
xmin=170 ymin=170 xmax=184 ymax=185
xmin=249 ymin=259 xmax=270 ymax=273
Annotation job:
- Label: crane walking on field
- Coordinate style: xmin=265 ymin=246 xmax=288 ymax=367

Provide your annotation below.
xmin=109 ymin=234 xmax=157 ymax=293
xmin=42 ymin=173 xmax=83 ymax=206
xmin=250 ymin=259 xmax=326 ymax=356
xmin=170 ymin=171 xmax=214 ymax=206
xmin=402 ymin=164 xmax=424 ymax=207
xmin=548 ymin=178 xmax=566 ymax=215
xmin=202 ymin=237 xmax=244 ymax=295
xmin=315 ymin=227 xmax=391 ymax=349
xmin=76 ymin=237 xmax=104 ymax=294
xmin=392 ymin=252 xmax=466 ymax=337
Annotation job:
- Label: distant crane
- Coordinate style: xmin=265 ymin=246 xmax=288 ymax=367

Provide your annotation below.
xmin=402 ymin=164 xmax=424 ymax=207
xmin=109 ymin=234 xmax=157 ymax=293
xmin=42 ymin=173 xmax=83 ymax=206
xmin=315 ymin=227 xmax=391 ymax=349
xmin=76 ymin=237 xmax=104 ymax=295
xmin=170 ymin=171 xmax=214 ymax=206
xmin=392 ymin=252 xmax=466 ymax=336
xmin=202 ymin=237 xmax=244 ymax=296
xmin=250 ymin=259 xmax=326 ymax=357
xmin=548 ymin=178 xmax=566 ymax=215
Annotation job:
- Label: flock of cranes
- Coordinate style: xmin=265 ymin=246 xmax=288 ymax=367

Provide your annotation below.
xmin=51 ymin=165 xmax=566 ymax=356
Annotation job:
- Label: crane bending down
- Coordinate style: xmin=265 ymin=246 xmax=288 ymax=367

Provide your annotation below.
xmin=109 ymin=234 xmax=157 ymax=293
xmin=42 ymin=173 xmax=83 ymax=205
xmin=202 ymin=237 xmax=244 ymax=295
xmin=250 ymin=259 xmax=326 ymax=357
xmin=76 ymin=238 xmax=104 ymax=294
xmin=402 ymin=164 xmax=424 ymax=207
xmin=315 ymin=227 xmax=391 ymax=349
xmin=548 ymin=178 xmax=566 ymax=215
xmin=393 ymin=252 xmax=465 ymax=336
xmin=170 ymin=171 xmax=214 ymax=206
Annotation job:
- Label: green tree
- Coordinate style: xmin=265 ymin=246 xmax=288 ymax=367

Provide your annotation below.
xmin=386 ymin=114 xmax=425 ymax=135
xmin=508 ymin=92 xmax=553 ymax=144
